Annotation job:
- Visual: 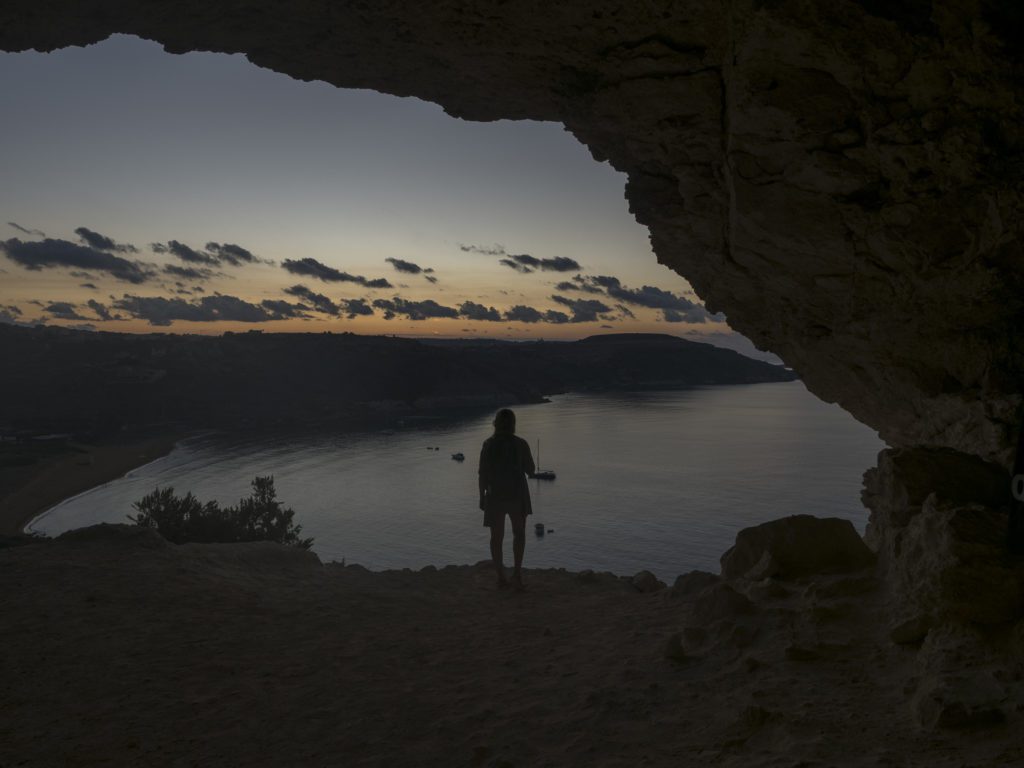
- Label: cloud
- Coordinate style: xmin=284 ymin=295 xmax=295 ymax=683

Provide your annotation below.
xmin=87 ymin=299 xmax=115 ymax=321
xmin=80 ymin=282 xmax=98 ymax=290
xmin=151 ymin=239 xmax=264 ymax=268
xmin=44 ymin=301 xmax=88 ymax=320
xmin=74 ymin=227 xmax=138 ymax=254
xmin=0 ymin=238 xmax=155 ymax=283
xmin=499 ymin=257 xmax=533 ymax=274
xmin=550 ymin=295 xmax=612 ymax=323
xmin=205 ymin=242 xmax=260 ymax=266
xmin=662 ymin=308 xmax=710 ymax=323
xmin=533 ymin=255 xmax=581 ymax=272
xmin=459 ymin=301 xmax=502 ymax=322
xmin=284 ymin=284 xmax=339 ymax=315
xmin=615 ymin=304 xmax=636 ymax=319
xmin=570 ymin=274 xmax=711 ymax=323
xmin=152 ymin=240 xmax=219 ymax=266
xmin=163 ymin=264 xmax=217 ymax=281
xmin=556 ymin=274 xmax=605 ymax=294
xmin=502 ymin=305 xmax=569 ymax=324
xmin=460 ymin=244 xmax=506 ymax=256
xmin=113 ymin=293 xmax=295 ymax=326
xmin=385 ymin=257 xmax=426 ymax=274
xmin=260 ymin=299 xmax=312 ymax=319
xmin=499 ymin=253 xmax=581 ymax=274
xmin=372 ymin=297 xmax=459 ymax=320
xmin=502 ymin=305 xmax=540 ymax=323
xmin=0 ymin=305 xmax=35 ymax=326
xmin=8 ymin=222 xmax=45 ymax=237
xmin=340 ymin=298 xmax=374 ymax=318
xmin=281 ymin=257 xmax=393 ymax=288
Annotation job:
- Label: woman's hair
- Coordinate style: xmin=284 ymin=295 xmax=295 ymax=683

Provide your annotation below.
xmin=493 ymin=408 xmax=516 ymax=434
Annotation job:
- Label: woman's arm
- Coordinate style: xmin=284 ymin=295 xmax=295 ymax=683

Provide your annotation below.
xmin=478 ymin=443 xmax=489 ymax=509
xmin=522 ymin=439 xmax=536 ymax=478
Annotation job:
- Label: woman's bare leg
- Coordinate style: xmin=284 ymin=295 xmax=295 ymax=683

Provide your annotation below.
xmin=510 ymin=512 xmax=526 ymax=589
xmin=489 ymin=513 xmax=508 ymax=587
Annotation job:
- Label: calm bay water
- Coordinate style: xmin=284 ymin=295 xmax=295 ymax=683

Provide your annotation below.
xmin=30 ymin=382 xmax=885 ymax=580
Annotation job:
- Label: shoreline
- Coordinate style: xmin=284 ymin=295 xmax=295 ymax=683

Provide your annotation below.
xmin=1 ymin=380 xmax=809 ymax=540
xmin=0 ymin=433 xmax=184 ymax=537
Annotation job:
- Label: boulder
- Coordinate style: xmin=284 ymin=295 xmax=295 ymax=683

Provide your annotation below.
xmin=720 ymin=515 xmax=874 ymax=581
xmin=630 ymin=570 xmax=666 ymax=593
xmin=691 ymin=583 xmax=755 ymax=623
xmin=670 ymin=570 xmax=719 ymax=598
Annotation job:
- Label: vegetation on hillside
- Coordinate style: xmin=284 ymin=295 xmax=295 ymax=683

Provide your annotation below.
xmin=129 ymin=475 xmax=313 ymax=549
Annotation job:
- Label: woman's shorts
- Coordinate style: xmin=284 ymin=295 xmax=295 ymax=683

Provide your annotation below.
xmin=483 ymin=499 xmax=528 ymax=528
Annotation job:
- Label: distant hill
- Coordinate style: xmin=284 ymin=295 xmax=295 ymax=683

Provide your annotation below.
xmin=0 ymin=325 xmax=796 ymax=436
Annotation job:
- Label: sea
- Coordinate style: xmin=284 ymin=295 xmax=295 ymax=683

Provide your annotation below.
xmin=29 ymin=381 xmax=885 ymax=581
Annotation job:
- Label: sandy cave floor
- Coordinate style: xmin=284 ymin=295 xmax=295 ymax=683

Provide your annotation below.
xmin=0 ymin=528 xmax=1021 ymax=768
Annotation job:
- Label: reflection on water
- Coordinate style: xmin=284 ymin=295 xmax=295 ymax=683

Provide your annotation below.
xmin=31 ymin=382 xmax=884 ymax=580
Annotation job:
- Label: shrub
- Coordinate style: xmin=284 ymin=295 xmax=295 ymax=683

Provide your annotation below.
xmin=129 ymin=475 xmax=313 ymax=549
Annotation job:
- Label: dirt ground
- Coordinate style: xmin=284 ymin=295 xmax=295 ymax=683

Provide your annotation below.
xmin=0 ymin=526 xmax=1020 ymax=767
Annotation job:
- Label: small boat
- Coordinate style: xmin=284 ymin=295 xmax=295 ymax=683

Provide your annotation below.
xmin=533 ymin=440 xmax=556 ymax=480
xmin=534 ymin=523 xmax=545 ymax=535
xmin=451 ymin=452 xmax=465 ymax=461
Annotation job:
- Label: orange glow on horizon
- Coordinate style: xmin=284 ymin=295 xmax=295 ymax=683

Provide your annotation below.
xmin=28 ymin=314 xmax=729 ymax=341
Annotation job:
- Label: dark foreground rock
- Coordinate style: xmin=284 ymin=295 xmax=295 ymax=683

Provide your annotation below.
xmin=864 ymin=448 xmax=1024 ymax=634
xmin=719 ymin=514 xmax=875 ymax=580
xmin=2 ymin=523 xmax=1024 ymax=767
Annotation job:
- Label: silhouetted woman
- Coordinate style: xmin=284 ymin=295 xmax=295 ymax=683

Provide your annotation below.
xmin=479 ymin=408 xmax=535 ymax=591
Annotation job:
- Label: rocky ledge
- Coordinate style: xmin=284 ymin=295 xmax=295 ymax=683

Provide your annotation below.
xmin=2 ymin=518 xmax=1022 ymax=767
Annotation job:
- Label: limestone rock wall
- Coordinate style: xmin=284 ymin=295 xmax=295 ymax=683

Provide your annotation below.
xmin=863 ymin=447 xmax=1023 ymax=632
xmin=2 ymin=0 xmax=1023 ymax=463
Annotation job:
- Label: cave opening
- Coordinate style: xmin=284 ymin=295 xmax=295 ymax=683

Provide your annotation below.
xmin=1 ymin=34 xmax=885 ymax=576
xmin=2 ymin=2 xmax=1021 ymax=597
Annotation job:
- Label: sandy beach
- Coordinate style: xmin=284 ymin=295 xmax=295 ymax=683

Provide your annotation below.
xmin=1 ymin=524 xmax=1020 ymax=767
xmin=0 ymin=434 xmax=183 ymax=536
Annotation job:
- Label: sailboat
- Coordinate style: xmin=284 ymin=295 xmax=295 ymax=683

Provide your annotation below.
xmin=533 ymin=439 xmax=556 ymax=481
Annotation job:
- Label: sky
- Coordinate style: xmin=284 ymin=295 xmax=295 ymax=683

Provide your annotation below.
xmin=0 ymin=35 xmax=771 ymax=358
